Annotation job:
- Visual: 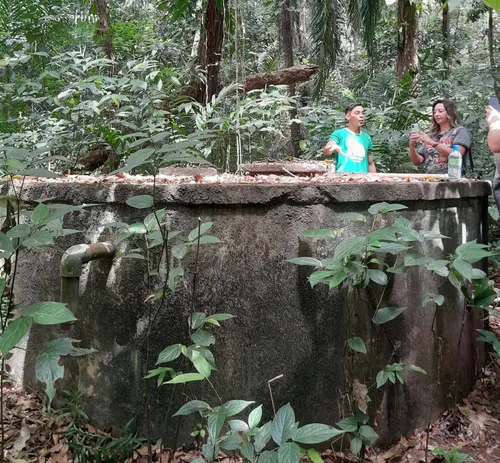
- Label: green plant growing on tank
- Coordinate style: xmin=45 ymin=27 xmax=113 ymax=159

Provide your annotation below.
xmin=289 ymin=202 xmax=496 ymax=458
xmin=156 ymin=329 xmax=355 ymax=463
xmin=0 ymin=146 xmax=97 ymax=458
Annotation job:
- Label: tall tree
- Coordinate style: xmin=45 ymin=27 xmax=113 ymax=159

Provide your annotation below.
xmin=280 ymin=0 xmax=300 ymax=157
xmin=93 ymin=0 xmax=116 ymax=75
xmin=396 ymin=0 xmax=418 ymax=79
xmin=192 ymin=0 xmax=225 ymax=104
xmin=487 ymin=7 xmax=500 ymax=98
xmin=441 ymin=0 xmax=450 ymax=73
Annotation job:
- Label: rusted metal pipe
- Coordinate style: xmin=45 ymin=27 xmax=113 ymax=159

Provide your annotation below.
xmin=60 ymin=242 xmax=116 ymax=315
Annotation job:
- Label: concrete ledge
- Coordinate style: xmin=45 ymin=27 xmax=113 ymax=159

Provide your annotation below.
xmin=2 ymin=179 xmax=491 ymax=206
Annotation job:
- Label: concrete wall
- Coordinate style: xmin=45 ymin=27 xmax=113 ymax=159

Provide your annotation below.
xmin=8 ymin=179 xmax=490 ymax=444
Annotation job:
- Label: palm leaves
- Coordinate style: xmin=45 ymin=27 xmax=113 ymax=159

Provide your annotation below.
xmin=310 ymin=0 xmax=342 ymax=98
xmin=309 ymin=0 xmax=383 ymax=98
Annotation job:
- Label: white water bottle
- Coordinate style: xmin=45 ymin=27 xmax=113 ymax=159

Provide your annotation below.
xmin=448 ymin=145 xmax=462 ymax=180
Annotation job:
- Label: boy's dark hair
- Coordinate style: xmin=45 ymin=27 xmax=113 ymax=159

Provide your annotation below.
xmin=345 ymin=103 xmax=363 ymax=115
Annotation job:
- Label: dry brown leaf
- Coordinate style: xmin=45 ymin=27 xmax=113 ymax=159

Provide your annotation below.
xmin=352 ymin=379 xmax=369 ymax=414
xmin=12 ymin=422 xmax=30 ymax=453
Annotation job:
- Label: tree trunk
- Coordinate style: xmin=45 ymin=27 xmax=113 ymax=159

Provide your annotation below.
xmin=488 ymin=8 xmax=500 ymax=99
xmin=396 ymin=0 xmax=418 ymax=79
xmin=243 ymin=65 xmax=318 ymax=92
xmin=192 ymin=0 xmax=225 ymax=104
xmin=280 ymin=0 xmax=299 ymax=157
xmin=442 ymin=0 xmax=449 ymax=74
xmin=95 ymin=0 xmax=115 ymax=75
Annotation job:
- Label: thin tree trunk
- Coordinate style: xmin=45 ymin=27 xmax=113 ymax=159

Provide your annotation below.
xmin=488 ymin=8 xmax=500 ymax=99
xmin=192 ymin=0 xmax=224 ymax=104
xmin=396 ymin=0 xmax=418 ymax=79
xmin=95 ymin=0 xmax=115 ymax=75
xmin=280 ymin=0 xmax=299 ymax=157
xmin=442 ymin=0 xmax=449 ymax=74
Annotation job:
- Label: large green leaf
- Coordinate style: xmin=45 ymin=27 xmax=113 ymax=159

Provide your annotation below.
xmin=220 ymin=435 xmax=242 ymax=451
xmin=368 ymin=202 xmax=407 ymax=215
xmin=347 ymin=337 xmax=367 ymax=354
xmin=190 ymin=312 xmax=207 ymax=330
xmin=191 ymin=329 xmax=215 ymax=346
xmin=241 ymin=443 xmax=254 ymax=462
xmin=292 ymin=423 xmax=345 ymax=444
xmin=6 ymin=224 xmax=30 ymax=238
xmin=191 ymin=350 xmax=212 ymax=378
xmin=188 ymin=222 xmax=213 ymax=242
xmin=359 ymin=425 xmax=378 ymax=445
xmin=334 ymin=236 xmax=366 ymax=261
xmin=165 ymin=373 xmax=205 ymax=384
xmin=372 ymin=307 xmax=407 ymax=325
xmin=254 ymin=421 xmax=272 ymax=453
xmin=453 ymin=258 xmax=474 ymax=282
xmin=32 ymin=203 xmax=50 ymax=226
xmin=287 ymin=257 xmax=323 ymax=267
xmin=173 ymin=400 xmax=211 ymax=416
xmin=339 ymin=212 xmax=366 ymax=222
xmin=307 ymin=449 xmax=323 ymax=463
xmin=0 ymin=316 xmax=32 ymax=356
xmin=36 ymin=338 xmax=95 ymax=404
xmin=351 ymin=436 xmax=363 ymax=455
xmin=422 ymin=293 xmax=444 ymax=307
xmin=126 ymin=195 xmax=154 ymax=209
xmin=271 ymin=403 xmax=295 ymax=445
xmin=336 ymin=417 xmax=358 ymax=432
xmin=0 ymin=232 xmax=14 ymax=255
xmin=485 ymin=0 xmax=500 ymax=12
xmin=258 ymin=451 xmax=278 ymax=463
xmin=277 ymin=442 xmax=300 ymax=463
xmin=248 ymin=405 xmax=263 ymax=429
xmin=156 ymin=344 xmax=182 ymax=364
xmin=366 ymin=269 xmax=387 ymax=286
xmin=26 ymin=302 xmax=77 ymax=325
xmin=222 ymin=400 xmax=255 ymax=417
xmin=456 ymin=240 xmax=494 ymax=263
xmin=208 ymin=407 xmax=226 ymax=438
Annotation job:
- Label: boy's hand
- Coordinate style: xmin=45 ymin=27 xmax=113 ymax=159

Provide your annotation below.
xmin=324 ymin=141 xmax=344 ymax=156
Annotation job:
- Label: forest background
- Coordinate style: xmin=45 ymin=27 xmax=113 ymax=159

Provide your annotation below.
xmin=1 ymin=0 xmax=500 ymax=177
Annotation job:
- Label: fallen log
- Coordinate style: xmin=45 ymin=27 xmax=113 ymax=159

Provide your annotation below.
xmin=243 ymin=64 xmax=319 ymax=92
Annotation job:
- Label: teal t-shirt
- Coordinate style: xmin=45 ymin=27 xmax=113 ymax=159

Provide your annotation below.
xmin=329 ymin=128 xmax=372 ymax=173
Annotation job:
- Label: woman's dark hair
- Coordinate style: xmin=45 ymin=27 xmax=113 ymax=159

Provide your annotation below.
xmin=429 ymin=99 xmax=461 ymax=136
xmin=345 ymin=103 xmax=362 ymax=115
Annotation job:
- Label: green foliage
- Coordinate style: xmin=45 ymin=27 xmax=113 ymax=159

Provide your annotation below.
xmin=36 ymin=338 xmax=96 ymax=404
xmin=433 ymin=446 xmax=475 ymax=463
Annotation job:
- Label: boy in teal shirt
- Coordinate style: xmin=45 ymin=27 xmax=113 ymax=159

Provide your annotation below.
xmin=322 ymin=103 xmax=376 ymax=173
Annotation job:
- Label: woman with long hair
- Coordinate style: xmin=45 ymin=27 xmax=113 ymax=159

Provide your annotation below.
xmin=409 ymin=99 xmax=471 ymax=174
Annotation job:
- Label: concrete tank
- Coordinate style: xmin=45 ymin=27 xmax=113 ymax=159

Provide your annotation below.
xmin=7 ymin=176 xmax=490 ymax=445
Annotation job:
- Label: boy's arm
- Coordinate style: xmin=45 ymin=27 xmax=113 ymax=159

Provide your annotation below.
xmin=323 ymin=140 xmax=342 ymax=156
xmin=368 ymin=152 xmax=376 ymax=173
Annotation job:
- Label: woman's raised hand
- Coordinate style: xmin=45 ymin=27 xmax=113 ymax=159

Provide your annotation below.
xmin=418 ymin=131 xmax=434 ymax=146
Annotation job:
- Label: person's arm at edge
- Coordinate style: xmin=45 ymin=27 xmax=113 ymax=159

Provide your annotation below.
xmin=487 ymin=106 xmax=500 ymax=152
xmin=368 ymin=152 xmax=376 ymax=173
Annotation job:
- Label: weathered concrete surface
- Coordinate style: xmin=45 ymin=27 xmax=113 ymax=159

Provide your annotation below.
xmin=8 ymin=179 xmax=490 ymax=445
